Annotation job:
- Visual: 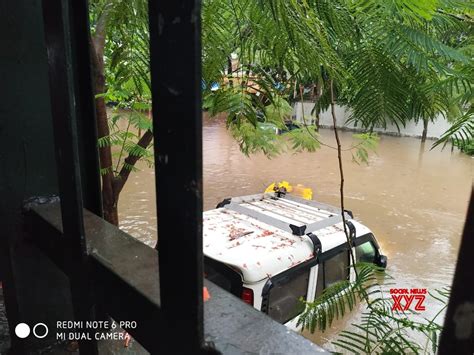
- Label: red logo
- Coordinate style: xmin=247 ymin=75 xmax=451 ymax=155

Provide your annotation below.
xmin=390 ymin=288 xmax=426 ymax=311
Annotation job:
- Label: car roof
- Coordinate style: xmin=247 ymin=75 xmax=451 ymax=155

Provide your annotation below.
xmin=203 ymin=194 xmax=373 ymax=283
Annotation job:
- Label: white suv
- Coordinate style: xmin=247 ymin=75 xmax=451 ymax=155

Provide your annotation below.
xmin=203 ymin=192 xmax=387 ymax=329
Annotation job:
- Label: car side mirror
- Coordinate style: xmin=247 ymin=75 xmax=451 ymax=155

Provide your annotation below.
xmin=375 ymin=254 xmax=388 ymax=269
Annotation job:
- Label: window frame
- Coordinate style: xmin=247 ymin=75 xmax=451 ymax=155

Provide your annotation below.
xmin=318 ymin=248 xmax=351 ymax=289
xmin=265 ymin=268 xmax=312 ymax=324
xmin=315 ymin=243 xmax=351 ymax=297
xmin=261 ymin=255 xmax=319 ymax=322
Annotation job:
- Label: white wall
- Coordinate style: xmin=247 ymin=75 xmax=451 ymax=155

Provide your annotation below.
xmin=293 ymin=102 xmax=451 ymax=139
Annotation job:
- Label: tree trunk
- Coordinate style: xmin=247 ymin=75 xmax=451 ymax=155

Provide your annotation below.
xmin=92 ymin=51 xmax=118 ymax=225
xmin=314 ymin=82 xmax=322 ymax=131
xmin=91 ymin=38 xmax=117 ymax=225
xmin=421 ymin=118 xmax=429 ymax=143
xmin=113 ymin=129 xmax=154 ymax=195
xmin=90 ymin=8 xmax=118 ymax=225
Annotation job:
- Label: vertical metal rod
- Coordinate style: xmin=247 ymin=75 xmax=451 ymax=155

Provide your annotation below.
xmin=42 ymin=0 xmax=98 ymax=353
xmin=69 ymin=0 xmax=103 ymax=217
xmin=149 ymin=0 xmax=204 ymax=352
xmin=439 ymin=189 xmax=474 ymax=353
xmin=0 ymin=247 xmax=24 ymax=353
xmin=69 ymin=0 xmax=108 ymax=324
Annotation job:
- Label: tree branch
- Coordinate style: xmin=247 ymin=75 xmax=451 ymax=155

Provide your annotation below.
xmin=113 ymin=129 xmax=154 ymax=197
xmin=299 ymin=84 xmax=337 ymax=150
xmin=330 ymin=79 xmax=358 ymax=278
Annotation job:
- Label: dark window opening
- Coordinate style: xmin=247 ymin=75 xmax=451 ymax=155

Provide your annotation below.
xmin=267 ymin=270 xmax=310 ymax=324
xmin=325 ymin=250 xmax=350 ymax=287
xmin=315 ymin=250 xmax=350 ymax=298
xmin=204 ymin=257 xmax=242 ymax=297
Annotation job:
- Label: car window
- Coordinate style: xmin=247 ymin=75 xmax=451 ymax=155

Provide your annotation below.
xmin=356 ymin=241 xmax=376 ymax=263
xmin=204 ymin=258 xmax=242 ymax=297
xmin=315 ymin=250 xmax=350 ymax=298
xmin=324 ymin=250 xmax=350 ymax=288
xmin=267 ymin=269 xmax=310 ymax=324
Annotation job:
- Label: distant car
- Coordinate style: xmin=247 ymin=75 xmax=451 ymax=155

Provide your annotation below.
xmin=204 ymin=192 xmax=387 ymax=329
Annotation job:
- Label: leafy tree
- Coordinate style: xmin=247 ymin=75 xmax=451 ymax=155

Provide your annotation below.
xmin=202 ymin=3 xmax=468 ymax=352
xmin=89 ymin=0 xmax=472 ymax=225
xmin=89 ymin=0 xmax=152 ymax=225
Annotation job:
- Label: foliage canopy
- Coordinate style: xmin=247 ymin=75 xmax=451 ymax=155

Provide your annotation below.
xmin=90 ymin=0 xmax=473 ymax=163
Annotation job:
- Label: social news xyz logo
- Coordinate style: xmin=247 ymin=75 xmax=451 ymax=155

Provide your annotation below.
xmin=390 ymin=288 xmax=426 ymax=311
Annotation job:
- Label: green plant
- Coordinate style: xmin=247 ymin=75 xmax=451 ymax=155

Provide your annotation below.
xmin=298 ymin=263 xmax=450 ymax=354
xmin=453 ymin=137 xmax=474 ymax=155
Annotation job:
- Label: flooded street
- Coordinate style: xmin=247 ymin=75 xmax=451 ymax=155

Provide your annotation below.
xmin=119 ymin=115 xmax=472 ymax=349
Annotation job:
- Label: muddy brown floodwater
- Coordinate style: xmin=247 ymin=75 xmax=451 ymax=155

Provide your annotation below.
xmin=119 ymin=115 xmax=472 ymax=350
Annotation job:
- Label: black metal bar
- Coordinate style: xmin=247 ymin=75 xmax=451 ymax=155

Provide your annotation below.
xmin=68 ymin=0 xmax=109 ymax=327
xmin=439 ymin=189 xmax=474 ymax=353
xmin=42 ymin=0 xmax=98 ymax=353
xmin=0 ymin=245 xmax=24 ymax=353
xmin=148 ymin=0 xmax=204 ymax=351
xmin=69 ymin=0 xmax=103 ymax=217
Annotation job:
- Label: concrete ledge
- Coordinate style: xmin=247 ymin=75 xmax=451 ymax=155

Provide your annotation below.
xmin=205 ymin=281 xmax=326 ymax=354
xmin=26 ymin=202 xmax=327 ymax=354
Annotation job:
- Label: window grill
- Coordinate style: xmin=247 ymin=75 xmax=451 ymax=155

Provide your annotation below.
xmin=0 ymin=0 xmax=326 ymax=354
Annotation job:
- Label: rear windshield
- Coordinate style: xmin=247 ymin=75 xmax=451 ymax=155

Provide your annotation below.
xmin=266 ymin=269 xmax=310 ymax=324
xmin=204 ymin=257 xmax=242 ymax=297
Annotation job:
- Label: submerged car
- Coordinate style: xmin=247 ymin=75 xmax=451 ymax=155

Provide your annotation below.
xmin=203 ymin=190 xmax=387 ymax=329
